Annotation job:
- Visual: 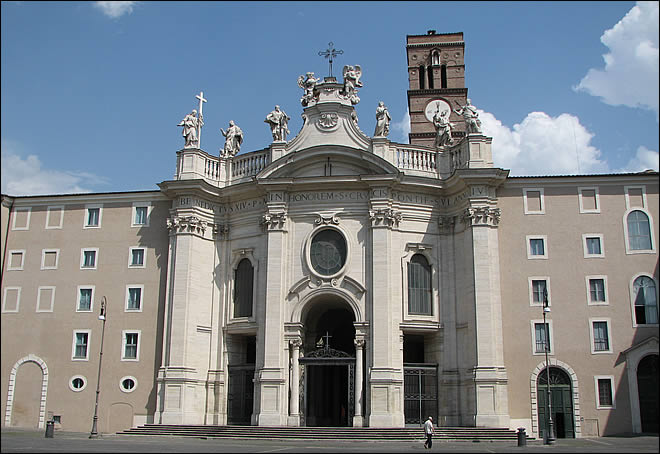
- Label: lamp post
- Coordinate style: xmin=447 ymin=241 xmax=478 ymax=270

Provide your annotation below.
xmin=542 ymin=288 xmax=555 ymax=445
xmin=89 ymin=296 xmax=107 ymax=439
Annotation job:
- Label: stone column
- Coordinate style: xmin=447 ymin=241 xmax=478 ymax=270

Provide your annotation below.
xmin=353 ymin=338 xmax=365 ymax=427
xmin=288 ymin=339 xmax=302 ymax=426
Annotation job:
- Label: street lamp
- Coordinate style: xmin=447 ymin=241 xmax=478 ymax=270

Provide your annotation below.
xmin=542 ymin=288 xmax=555 ymax=445
xmin=89 ymin=296 xmax=107 ymax=439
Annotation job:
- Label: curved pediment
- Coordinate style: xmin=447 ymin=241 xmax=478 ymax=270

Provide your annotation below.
xmin=256 ymin=146 xmax=400 ymax=180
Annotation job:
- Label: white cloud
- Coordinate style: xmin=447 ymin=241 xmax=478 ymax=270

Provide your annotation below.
xmin=391 ymin=110 xmax=411 ymax=143
xmin=480 ymin=110 xmax=610 ymax=176
xmin=94 ymin=1 xmax=138 ymax=19
xmin=1 ymin=143 xmax=106 ymax=196
xmin=616 ymin=145 xmax=660 ymax=173
xmin=574 ymin=1 xmax=659 ymax=119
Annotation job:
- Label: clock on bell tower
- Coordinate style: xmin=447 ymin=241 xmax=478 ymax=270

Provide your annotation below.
xmin=406 ymin=30 xmax=468 ymax=147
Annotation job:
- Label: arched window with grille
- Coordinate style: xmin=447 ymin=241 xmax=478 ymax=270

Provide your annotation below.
xmin=233 ymin=258 xmax=254 ymax=318
xmin=633 ymin=276 xmax=658 ymax=325
xmin=627 ymin=210 xmax=652 ymax=251
xmin=408 ymin=254 xmax=432 ymax=315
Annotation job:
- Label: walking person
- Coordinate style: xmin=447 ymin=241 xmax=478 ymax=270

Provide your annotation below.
xmin=423 ymin=416 xmax=435 ymax=449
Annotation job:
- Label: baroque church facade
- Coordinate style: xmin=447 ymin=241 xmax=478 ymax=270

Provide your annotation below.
xmin=1 ymin=31 xmax=658 ymax=438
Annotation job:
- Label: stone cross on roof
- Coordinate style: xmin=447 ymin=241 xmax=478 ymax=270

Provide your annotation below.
xmin=196 ymin=91 xmax=207 ymax=148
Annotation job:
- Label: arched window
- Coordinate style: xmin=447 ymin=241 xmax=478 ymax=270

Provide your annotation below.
xmin=440 ymin=64 xmax=447 ymax=88
xmin=418 ymin=65 xmax=425 ymax=89
xmin=234 ymin=258 xmax=254 ymax=318
xmin=633 ymin=276 xmax=657 ymax=324
xmin=627 ymin=210 xmax=652 ymax=250
xmin=427 ymin=66 xmax=434 ymax=89
xmin=408 ymin=254 xmax=432 ymax=315
xmin=432 ymin=50 xmax=440 ymax=66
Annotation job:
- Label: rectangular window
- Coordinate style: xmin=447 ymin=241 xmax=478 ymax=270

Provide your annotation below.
xmin=132 ymin=203 xmax=150 ymax=227
xmin=595 ymin=376 xmax=615 ymax=409
xmin=129 ymin=247 xmax=145 ymax=268
xmin=2 ymin=287 xmax=21 ymax=313
xmin=12 ymin=207 xmax=31 ymax=230
xmin=72 ymin=330 xmax=90 ymax=360
xmin=41 ymin=249 xmax=59 ymax=270
xmin=8 ymin=250 xmax=25 ymax=271
xmin=586 ymin=276 xmax=609 ymax=305
xmin=83 ymin=204 xmax=102 ymax=228
xmin=80 ymin=248 xmax=98 ymax=269
xmin=46 ymin=206 xmax=64 ymax=229
xmin=583 ymin=234 xmax=605 ymax=258
xmin=532 ymin=321 xmax=552 ymax=354
xmin=527 ymin=236 xmax=548 ymax=259
xmin=590 ymin=279 xmax=606 ymax=302
xmin=625 ymin=186 xmax=646 ymax=209
xmin=37 ymin=286 xmax=56 ymax=312
xmin=579 ymin=187 xmax=600 ymax=213
xmin=592 ymin=321 xmax=609 ymax=351
xmin=590 ymin=318 xmax=613 ymax=354
xmin=126 ymin=286 xmax=143 ymax=311
xmin=77 ymin=286 xmax=94 ymax=312
xmin=122 ymin=331 xmax=140 ymax=361
xmin=523 ymin=188 xmax=544 ymax=214
xmin=530 ymin=279 xmax=548 ymax=305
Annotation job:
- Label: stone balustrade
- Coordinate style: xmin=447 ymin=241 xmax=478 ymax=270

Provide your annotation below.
xmin=174 ymin=134 xmax=491 ymax=186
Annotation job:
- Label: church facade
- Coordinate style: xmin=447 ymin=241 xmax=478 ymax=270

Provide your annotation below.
xmin=1 ymin=31 xmax=658 ymax=438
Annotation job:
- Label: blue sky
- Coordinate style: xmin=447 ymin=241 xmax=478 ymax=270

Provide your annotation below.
xmin=1 ymin=1 xmax=658 ymax=196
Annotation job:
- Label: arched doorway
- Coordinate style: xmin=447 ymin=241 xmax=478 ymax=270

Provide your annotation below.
xmin=300 ymin=297 xmax=356 ymax=427
xmin=537 ymin=367 xmax=575 ymax=438
xmin=637 ymin=354 xmax=659 ymax=433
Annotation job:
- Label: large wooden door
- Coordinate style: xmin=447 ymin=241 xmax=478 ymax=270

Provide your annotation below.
xmin=537 ymin=367 xmax=574 ymax=438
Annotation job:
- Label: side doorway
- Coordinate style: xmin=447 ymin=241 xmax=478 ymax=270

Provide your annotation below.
xmin=537 ymin=367 xmax=575 ymax=439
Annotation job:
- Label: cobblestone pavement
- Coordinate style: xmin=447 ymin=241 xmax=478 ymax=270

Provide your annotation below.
xmin=1 ymin=428 xmax=658 ymax=453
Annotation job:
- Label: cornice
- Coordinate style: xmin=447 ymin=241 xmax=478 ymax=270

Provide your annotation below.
xmin=407 ymin=88 xmax=467 ymax=96
xmin=406 ymin=42 xmax=465 ymax=49
xmin=5 ymin=190 xmax=167 ymax=207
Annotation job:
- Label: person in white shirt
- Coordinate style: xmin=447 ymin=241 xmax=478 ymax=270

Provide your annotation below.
xmin=423 ymin=415 xmax=435 ymax=449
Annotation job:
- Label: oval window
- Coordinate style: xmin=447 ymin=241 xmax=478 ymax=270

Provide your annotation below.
xmin=120 ymin=376 xmax=137 ymax=393
xmin=310 ymin=229 xmax=347 ymax=276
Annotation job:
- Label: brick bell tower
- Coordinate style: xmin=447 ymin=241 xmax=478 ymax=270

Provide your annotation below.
xmin=406 ymin=30 xmax=469 ymax=147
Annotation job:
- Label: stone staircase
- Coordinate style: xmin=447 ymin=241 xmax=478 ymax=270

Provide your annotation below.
xmin=118 ymin=424 xmax=532 ymax=442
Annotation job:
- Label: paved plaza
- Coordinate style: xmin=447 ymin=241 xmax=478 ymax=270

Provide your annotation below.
xmin=1 ymin=428 xmax=658 ymax=453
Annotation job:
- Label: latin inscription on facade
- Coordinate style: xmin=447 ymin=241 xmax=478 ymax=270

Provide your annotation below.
xmin=177 ymin=189 xmax=474 ymax=215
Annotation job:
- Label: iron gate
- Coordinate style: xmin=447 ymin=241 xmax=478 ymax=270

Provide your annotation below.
xmin=404 ymin=364 xmax=438 ymax=425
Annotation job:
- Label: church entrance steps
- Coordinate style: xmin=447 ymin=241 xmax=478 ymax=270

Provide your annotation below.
xmin=118 ymin=424 xmax=532 ymax=441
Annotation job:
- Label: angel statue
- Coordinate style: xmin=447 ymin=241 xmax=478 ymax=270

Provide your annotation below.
xmin=219 ymin=120 xmax=243 ymax=157
xmin=297 ymin=72 xmax=320 ymax=106
xmin=342 ymin=65 xmax=363 ymax=105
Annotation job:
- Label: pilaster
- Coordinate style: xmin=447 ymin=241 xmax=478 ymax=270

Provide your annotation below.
xmin=462 ymin=201 xmax=509 ymax=427
xmin=156 ymin=212 xmax=218 ymax=425
xmin=367 ymin=189 xmax=405 ymax=427
xmin=255 ymin=190 xmax=289 ymax=426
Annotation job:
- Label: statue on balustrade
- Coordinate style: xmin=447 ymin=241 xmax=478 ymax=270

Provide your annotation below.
xmin=374 ymin=101 xmax=391 ymax=137
xmin=297 ymin=72 xmax=320 ymax=106
xmin=220 ymin=120 xmax=243 ymax=157
xmin=433 ymin=109 xmax=453 ymax=148
xmin=265 ymin=105 xmax=290 ymax=142
xmin=177 ymin=109 xmax=203 ymax=148
xmin=341 ymin=65 xmax=363 ymax=105
xmin=453 ymin=98 xmax=482 ymax=134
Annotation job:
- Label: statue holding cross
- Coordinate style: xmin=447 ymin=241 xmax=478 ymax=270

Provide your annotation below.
xmin=177 ymin=91 xmax=206 ymax=149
